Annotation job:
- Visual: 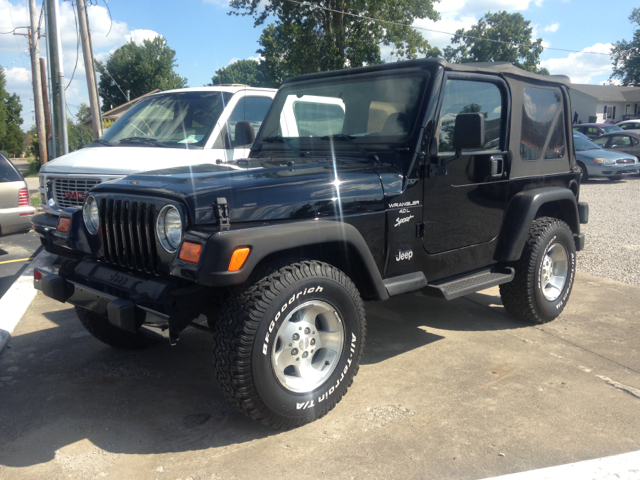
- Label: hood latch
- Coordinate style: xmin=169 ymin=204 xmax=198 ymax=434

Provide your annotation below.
xmin=214 ymin=197 xmax=230 ymax=231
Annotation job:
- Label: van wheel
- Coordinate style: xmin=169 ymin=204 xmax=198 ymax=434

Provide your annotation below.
xmin=75 ymin=307 xmax=155 ymax=349
xmin=213 ymin=259 xmax=366 ymax=429
xmin=500 ymin=217 xmax=576 ymax=324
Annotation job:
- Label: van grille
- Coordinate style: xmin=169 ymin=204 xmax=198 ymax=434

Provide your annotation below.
xmin=99 ymin=198 xmax=158 ymax=274
xmin=53 ymin=178 xmax=101 ymax=208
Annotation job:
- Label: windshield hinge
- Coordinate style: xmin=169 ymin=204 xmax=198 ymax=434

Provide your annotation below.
xmin=214 ymin=197 xmax=230 ymax=231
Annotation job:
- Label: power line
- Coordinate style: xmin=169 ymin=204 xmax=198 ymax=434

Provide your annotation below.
xmin=284 ymin=0 xmax=618 ymax=58
xmin=65 ymin=0 xmax=81 ymax=91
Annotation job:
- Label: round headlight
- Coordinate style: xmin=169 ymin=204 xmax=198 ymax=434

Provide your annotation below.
xmin=82 ymin=195 xmax=99 ymax=234
xmin=157 ymin=205 xmax=183 ymax=253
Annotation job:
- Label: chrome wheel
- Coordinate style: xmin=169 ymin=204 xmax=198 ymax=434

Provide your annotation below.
xmin=271 ymin=300 xmax=344 ymax=393
xmin=540 ymin=243 xmax=568 ymax=301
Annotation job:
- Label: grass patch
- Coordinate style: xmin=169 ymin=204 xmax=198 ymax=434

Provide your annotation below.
xmin=30 ymin=192 xmax=41 ymax=208
xmin=23 ymin=157 xmax=41 ymax=178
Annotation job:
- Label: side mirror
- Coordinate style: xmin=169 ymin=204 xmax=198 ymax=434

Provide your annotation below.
xmin=233 ymin=121 xmax=256 ymax=148
xmin=452 ymin=113 xmax=485 ymax=153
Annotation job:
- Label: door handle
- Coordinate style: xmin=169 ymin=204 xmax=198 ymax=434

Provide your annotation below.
xmin=490 ymin=155 xmax=504 ymax=178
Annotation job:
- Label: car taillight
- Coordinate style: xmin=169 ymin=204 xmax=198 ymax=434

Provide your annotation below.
xmin=19 ymin=187 xmax=29 ymax=207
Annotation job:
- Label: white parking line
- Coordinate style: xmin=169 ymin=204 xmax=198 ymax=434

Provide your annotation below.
xmin=480 ymin=450 xmax=640 ymax=479
xmin=0 ymin=251 xmax=57 ymax=352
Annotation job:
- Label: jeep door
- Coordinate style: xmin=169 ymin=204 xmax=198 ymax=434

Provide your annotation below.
xmin=422 ymin=74 xmax=510 ymax=254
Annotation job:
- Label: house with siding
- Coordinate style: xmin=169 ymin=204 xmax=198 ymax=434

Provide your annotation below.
xmin=569 ymin=84 xmax=640 ymax=124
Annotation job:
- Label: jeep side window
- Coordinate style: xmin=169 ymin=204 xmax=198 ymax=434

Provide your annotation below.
xmin=437 ymin=79 xmax=504 ymax=153
xmin=521 ymin=87 xmax=565 ymax=161
xmin=224 ymin=96 xmax=273 ymax=147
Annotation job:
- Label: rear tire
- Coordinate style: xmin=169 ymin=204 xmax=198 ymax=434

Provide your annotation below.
xmin=213 ymin=259 xmax=366 ymax=429
xmin=500 ymin=217 xmax=576 ymax=324
xmin=75 ymin=307 xmax=155 ymax=349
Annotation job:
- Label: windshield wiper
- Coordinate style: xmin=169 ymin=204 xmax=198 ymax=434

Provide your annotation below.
xmin=261 ymin=135 xmax=306 ymax=157
xmin=320 ymin=134 xmax=381 ymax=165
xmin=91 ymin=138 xmax=113 ymax=146
xmin=118 ymin=137 xmax=169 ymax=147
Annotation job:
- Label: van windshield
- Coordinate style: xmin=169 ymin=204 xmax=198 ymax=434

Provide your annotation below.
xmin=257 ymin=72 xmax=428 ymax=146
xmin=100 ymin=91 xmax=233 ymax=148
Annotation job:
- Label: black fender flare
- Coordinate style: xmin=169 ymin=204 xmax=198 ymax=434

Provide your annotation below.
xmin=496 ymin=187 xmax=580 ymax=262
xmin=190 ymin=220 xmax=390 ymax=301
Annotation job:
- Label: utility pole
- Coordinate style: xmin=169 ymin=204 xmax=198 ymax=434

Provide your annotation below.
xmin=39 ymin=58 xmax=53 ymax=153
xmin=45 ymin=0 xmax=68 ymax=157
xmin=51 ymin=0 xmax=68 ymax=155
xmin=28 ymin=0 xmax=48 ymax=164
xmin=76 ymin=0 xmax=102 ymax=139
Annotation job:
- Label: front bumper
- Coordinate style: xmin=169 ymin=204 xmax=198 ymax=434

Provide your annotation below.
xmin=34 ymin=258 xmax=209 ymax=344
xmin=589 ymin=163 xmax=639 ymax=177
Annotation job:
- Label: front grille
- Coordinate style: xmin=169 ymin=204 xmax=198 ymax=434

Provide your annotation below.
xmin=99 ymin=198 xmax=158 ymax=274
xmin=616 ymin=158 xmax=634 ymax=164
xmin=53 ymin=177 xmax=101 ymax=208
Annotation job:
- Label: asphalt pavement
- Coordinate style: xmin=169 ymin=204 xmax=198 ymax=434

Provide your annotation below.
xmin=0 ymin=231 xmax=42 ymax=299
xmin=0 ymin=273 xmax=639 ymax=480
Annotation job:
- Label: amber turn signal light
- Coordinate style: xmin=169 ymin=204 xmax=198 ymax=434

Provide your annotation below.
xmin=228 ymin=247 xmax=251 ymax=272
xmin=57 ymin=217 xmax=71 ymax=233
xmin=179 ymin=242 xmax=203 ymax=264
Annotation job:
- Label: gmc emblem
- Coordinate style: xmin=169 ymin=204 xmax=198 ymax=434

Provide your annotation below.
xmin=64 ymin=191 xmax=85 ymax=200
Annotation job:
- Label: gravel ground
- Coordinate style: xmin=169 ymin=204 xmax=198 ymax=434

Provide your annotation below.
xmin=577 ymin=175 xmax=640 ymax=286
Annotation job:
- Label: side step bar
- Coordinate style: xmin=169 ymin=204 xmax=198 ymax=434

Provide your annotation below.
xmin=422 ymin=267 xmax=515 ymax=301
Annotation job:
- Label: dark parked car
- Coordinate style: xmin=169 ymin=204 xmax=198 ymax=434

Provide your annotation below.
xmin=33 ymin=58 xmax=588 ymax=429
xmin=573 ymin=123 xmax=623 ymax=139
xmin=592 ymin=131 xmax=640 ymax=161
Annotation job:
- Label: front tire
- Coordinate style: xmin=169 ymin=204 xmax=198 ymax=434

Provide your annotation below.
xmin=500 ymin=217 xmax=576 ymax=324
xmin=213 ymin=259 xmax=366 ymax=429
xmin=75 ymin=307 xmax=156 ymax=349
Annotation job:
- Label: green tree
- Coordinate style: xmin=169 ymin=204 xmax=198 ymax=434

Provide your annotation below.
xmin=208 ymin=59 xmax=273 ymax=87
xmin=76 ymin=103 xmax=92 ymax=124
xmin=444 ymin=11 xmax=549 ymax=75
xmin=67 ymin=120 xmax=94 ymax=152
xmin=0 ymin=67 xmax=8 ymax=145
xmin=610 ymin=8 xmax=640 ymax=85
xmin=0 ymin=69 xmax=25 ymax=157
xmin=95 ymin=36 xmax=188 ymax=112
xmin=230 ymin=0 xmax=441 ymax=87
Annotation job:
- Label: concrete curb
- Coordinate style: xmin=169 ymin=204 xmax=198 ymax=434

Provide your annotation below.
xmin=0 ymin=250 xmax=58 ymax=353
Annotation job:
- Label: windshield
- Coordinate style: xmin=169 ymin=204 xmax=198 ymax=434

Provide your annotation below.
xmin=573 ymin=135 xmax=601 ymax=151
xmin=602 ymin=125 xmax=623 ymax=133
xmin=257 ymin=72 xmax=428 ymax=146
xmin=101 ymin=91 xmax=233 ymax=148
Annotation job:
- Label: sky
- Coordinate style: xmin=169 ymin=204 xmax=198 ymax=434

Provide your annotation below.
xmin=0 ymin=0 xmax=638 ymax=131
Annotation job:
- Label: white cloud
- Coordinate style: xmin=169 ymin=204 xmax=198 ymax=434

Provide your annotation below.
xmin=202 ymin=0 xmax=229 ymax=6
xmin=1 ymin=0 xmax=163 ymax=130
xmin=544 ymin=23 xmax=559 ymax=33
xmin=540 ymin=43 xmax=613 ymax=84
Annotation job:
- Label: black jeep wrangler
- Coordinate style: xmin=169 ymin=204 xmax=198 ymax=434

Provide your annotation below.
xmin=33 ymin=58 xmax=588 ymax=429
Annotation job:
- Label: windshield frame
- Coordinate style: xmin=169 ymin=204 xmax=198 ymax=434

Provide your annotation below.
xmin=255 ymin=68 xmax=431 ymax=153
xmin=99 ymin=91 xmax=233 ymax=149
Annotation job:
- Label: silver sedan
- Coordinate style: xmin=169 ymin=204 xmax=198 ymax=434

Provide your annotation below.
xmin=0 ymin=153 xmax=36 ymax=236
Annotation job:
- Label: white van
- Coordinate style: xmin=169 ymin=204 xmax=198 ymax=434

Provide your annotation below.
xmin=39 ymin=85 xmax=276 ymax=215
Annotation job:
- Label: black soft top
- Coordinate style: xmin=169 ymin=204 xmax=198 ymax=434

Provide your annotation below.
xmin=284 ymin=57 xmax=570 ymax=87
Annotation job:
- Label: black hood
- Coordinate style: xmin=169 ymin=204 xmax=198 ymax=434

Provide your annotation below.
xmin=91 ymin=158 xmax=396 ymax=226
